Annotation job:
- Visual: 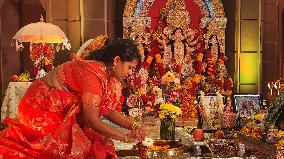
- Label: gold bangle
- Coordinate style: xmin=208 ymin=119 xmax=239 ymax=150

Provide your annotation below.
xmin=124 ymin=135 xmax=129 ymax=143
xmin=131 ymin=123 xmax=140 ymax=130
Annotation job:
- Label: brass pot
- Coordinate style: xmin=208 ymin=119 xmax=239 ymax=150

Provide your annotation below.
xmin=134 ymin=139 xmax=185 ymax=159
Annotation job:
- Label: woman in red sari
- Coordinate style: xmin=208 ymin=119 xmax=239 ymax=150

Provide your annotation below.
xmin=0 ymin=36 xmax=146 ymax=159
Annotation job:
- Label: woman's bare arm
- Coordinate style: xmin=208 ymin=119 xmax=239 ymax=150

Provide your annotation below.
xmin=82 ymin=103 xmax=128 ymax=141
xmin=104 ymin=110 xmax=133 ymax=130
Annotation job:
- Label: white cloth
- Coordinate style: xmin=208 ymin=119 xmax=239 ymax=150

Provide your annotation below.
xmin=1 ymin=82 xmax=32 ymax=119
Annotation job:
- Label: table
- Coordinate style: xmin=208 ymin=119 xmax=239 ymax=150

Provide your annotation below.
xmin=1 ymin=82 xmax=32 ymax=119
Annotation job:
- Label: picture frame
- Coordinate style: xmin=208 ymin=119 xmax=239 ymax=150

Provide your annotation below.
xmin=233 ymin=94 xmax=261 ymax=127
xmin=196 ymin=93 xmax=226 ymax=105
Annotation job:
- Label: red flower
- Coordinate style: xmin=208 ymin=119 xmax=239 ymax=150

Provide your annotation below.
xmin=30 ymin=44 xmax=55 ymax=62
xmin=217 ymin=79 xmax=223 ymax=88
xmin=135 ymin=78 xmax=142 ymax=88
xmin=224 ymin=77 xmax=232 ymax=90
xmin=195 ymin=62 xmax=203 ymax=74
xmin=149 ymin=95 xmax=156 ymax=101
xmin=156 ymin=63 xmax=164 ymax=75
xmin=142 ymin=61 xmax=150 ymax=68
xmin=45 ymin=64 xmax=54 ymax=71
xmin=141 ymin=94 xmax=148 ymax=102
xmin=207 ymin=51 xmax=213 ymax=58
xmin=31 ymin=66 xmax=39 ymax=76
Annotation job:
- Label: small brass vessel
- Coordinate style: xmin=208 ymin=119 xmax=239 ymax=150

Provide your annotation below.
xmin=135 ymin=139 xmax=185 ymax=159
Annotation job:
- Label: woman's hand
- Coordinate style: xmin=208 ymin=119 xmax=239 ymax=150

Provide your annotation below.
xmin=128 ymin=127 xmax=148 ymax=141
xmin=124 ymin=133 xmax=137 ymax=143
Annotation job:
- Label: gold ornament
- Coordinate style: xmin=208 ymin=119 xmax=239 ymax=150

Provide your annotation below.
xmin=161 ymin=0 xmax=191 ymax=39
xmin=212 ymin=0 xmax=225 ymax=18
xmin=123 ymin=0 xmax=138 ymax=17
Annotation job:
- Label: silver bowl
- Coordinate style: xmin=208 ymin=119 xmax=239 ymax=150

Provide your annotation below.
xmin=135 ymin=139 xmax=185 ymax=159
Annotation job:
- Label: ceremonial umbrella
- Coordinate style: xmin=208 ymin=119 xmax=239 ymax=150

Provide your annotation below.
xmin=12 ymin=15 xmax=71 ymax=51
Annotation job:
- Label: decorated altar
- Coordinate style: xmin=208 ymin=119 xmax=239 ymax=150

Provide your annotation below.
xmin=123 ymin=0 xmax=233 ymax=129
xmin=118 ymin=0 xmax=284 ymax=158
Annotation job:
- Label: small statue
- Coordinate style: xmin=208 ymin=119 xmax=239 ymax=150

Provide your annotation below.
xmin=168 ymin=28 xmax=186 ymax=65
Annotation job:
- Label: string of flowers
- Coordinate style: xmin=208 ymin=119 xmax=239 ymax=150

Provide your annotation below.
xmin=179 ymin=51 xmax=205 ymax=119
xmin=30 ymin=44 xmax=54 ymax=79
xmin=180 ymin=80 xmax=198 ymax=118
xmin=216 ymin=90 xmax=225 ymax=114
xmin=206 ymin=50 xmax=214 ymax=79
xmin=30 ymin=43 xmax=54 ymax=62
xmin=141 ymin=46 xmax=164 ymax=76
xmin=199 ymin=91 xmax=211 ymax=118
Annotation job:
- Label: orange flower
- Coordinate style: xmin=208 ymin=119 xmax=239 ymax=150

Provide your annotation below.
xmin=146 ymin=56 xmax=153 ymax=64
xmin=196 ymin=53 xmax=204 ymax=61
xmin=193 ymin=74 xmax=202 ymax=83
xmin=155 ymin=54 xmax=162 ymax=63
xmin=225 ymin=90 xmax=232 ymax=96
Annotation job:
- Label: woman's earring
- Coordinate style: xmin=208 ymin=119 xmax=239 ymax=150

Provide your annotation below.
xmin=112 ymin=64 xmax=116 ymax=71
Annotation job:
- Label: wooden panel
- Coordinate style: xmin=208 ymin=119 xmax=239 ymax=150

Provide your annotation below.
xmin=1 ymin=0 xmax=21 ymax=101
xmin=264 ymin=3 xmax=278 ymax=22
xmin=241 ymin=0 xmax=259 ymax=19
xmin=241 ymin=20 xmax=260 ymax=52
xmin=84 ymin=0 xmax=105 ymax=19
xmin=51 ymin=0 xmax=67 ymax=20
xmin=263 ymin=42 xmax=278 ymax=62
xmin=68 ymin=21 xmax=81 ymax=53
xmin=84 ymin=20 xmax=105 ymax=40
xmin=107 ymin=0 xmax=117 ymax=20
xmin=239 ymin=84 xmax=258 ymax=93
xmin=263 ymin=62 xmax=279 ymax=81
xmin=67 ymin=0 xmax=80 ymax=20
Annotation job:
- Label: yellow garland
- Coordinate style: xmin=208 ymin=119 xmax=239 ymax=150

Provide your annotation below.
xmin=277 ymin=140 xmax=284 ymax=149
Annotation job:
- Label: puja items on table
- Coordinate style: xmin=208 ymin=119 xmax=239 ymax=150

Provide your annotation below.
xmin=135 ymin=139 xmax=185 ymax=159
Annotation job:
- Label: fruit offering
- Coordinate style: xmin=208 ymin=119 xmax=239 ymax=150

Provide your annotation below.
xmin=193 ymin=129 xmax=204 ymax=141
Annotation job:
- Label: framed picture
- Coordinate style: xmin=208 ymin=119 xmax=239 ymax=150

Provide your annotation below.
xmin=196 ymin=94 xmax=226 ymax=130
xmin=234 ymin=94 xmax=261 ymax=119
xmin=196 ymin=93 xmax=226 ymax=105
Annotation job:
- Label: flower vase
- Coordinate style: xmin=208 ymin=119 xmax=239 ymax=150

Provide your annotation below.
xmin=160 ymin=116 xmax=175 ymax=140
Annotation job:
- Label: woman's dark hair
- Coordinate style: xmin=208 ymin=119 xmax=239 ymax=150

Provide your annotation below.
xmin=89 ymin=38 xmax=141 ymax=66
